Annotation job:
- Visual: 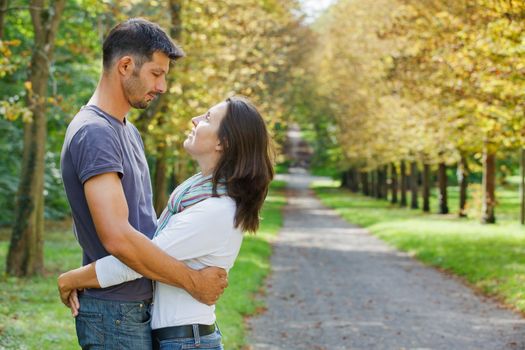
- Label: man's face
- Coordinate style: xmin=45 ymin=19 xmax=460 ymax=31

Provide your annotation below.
xmin=123 ymin=51 xmax=170 ymax=109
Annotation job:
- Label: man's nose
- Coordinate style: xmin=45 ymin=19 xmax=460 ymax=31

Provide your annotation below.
xmin=156 ymin=77 xmax=167 ymax=94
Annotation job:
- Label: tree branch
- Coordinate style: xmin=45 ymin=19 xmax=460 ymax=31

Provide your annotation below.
xmin=29 ymin=0 xmax=44 ymax=43
xmin=44 ymin=0 xmax=66 ymax=48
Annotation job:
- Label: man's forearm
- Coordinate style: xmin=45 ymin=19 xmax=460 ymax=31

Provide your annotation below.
xmin=108 ymin=224 xmax=198 ymax=292
xmin=83 ymin=172 xmax=222 ymax=304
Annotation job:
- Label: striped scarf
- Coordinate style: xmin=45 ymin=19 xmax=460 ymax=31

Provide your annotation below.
xmin=154 ymin=172 xmax=227 ymax=236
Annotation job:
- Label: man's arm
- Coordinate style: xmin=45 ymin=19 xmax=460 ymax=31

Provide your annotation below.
xmin=82 ymin=172 xmax=227 ymax=304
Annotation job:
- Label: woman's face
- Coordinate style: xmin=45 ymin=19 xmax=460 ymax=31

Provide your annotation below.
xmin=183 ymin=101 xmax=228 ymax=159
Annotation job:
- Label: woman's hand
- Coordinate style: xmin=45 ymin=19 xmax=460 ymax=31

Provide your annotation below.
xmin=57 ymin=272 xmax=74 ymax=307
xmin=68 ymin=289 xmax=80 ymax=317
xmin=58 ymin=272 xmax=82 ymax=317
xmin=57 ymin=263 xmax=101 ymax=308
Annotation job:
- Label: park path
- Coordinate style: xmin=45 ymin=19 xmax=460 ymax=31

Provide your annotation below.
xmin=246 ymin=169 xmax=525 ymax=350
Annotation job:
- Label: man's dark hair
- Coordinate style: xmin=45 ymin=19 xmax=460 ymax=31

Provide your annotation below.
xmin=102 ymin=18 xmax=184 ymax=71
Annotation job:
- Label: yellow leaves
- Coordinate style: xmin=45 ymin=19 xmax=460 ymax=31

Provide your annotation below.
xmin=22 ymin=109 xmax=33 ymax=123
xmin=133 ymin=0 xmax=304 ymax=160
xmin=169 ymin=83 xmax=183 ymax=95
xmin=0 ymin=40 xmax=22 ymax=77
xmin=220 ymin=54 xmax=236 ymax=62
xmin=0 ymin=101 xmax=33 ymax=123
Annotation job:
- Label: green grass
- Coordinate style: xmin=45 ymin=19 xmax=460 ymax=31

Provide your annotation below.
xmin=0 ymin=224 xmax=80 ymax=349
xmin=313 ymin=180 xmax=525 ymax=313
xmin=0 ymin=180 xmax=286 ymax=349
xmin=215 ymin=180 xmax=286 ymax=349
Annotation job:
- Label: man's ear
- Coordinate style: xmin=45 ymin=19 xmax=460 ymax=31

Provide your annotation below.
xmin=117 ymin=56 xmax=134 ymax=76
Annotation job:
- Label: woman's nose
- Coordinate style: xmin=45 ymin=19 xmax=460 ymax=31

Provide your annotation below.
xmin=192 ymin=115 xmax=202 ymax=127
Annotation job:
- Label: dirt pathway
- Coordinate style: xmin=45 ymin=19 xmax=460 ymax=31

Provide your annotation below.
xmin=246 ymin=170 xmax=525 ymax=350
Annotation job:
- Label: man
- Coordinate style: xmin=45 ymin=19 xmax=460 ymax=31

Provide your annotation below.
xmin=59 ymin=18 xmax=227 ymax=349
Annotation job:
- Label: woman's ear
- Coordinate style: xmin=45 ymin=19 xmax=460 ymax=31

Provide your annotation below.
xmin=216 ymin=138 xmax=228 ymax=151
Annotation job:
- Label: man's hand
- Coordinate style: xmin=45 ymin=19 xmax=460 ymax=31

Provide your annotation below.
xmin=187 ymin=267 xmax=228 ymax=305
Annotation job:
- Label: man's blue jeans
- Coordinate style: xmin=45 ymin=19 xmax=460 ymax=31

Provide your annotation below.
xmin=75 ymin=293 xmax=152 ymax=349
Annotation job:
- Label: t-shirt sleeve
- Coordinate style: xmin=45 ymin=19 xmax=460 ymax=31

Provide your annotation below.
xmin=69 ymin=123 xmax=124 ymax=184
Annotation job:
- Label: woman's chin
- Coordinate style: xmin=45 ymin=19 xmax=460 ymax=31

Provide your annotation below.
xmin=182 ymin=141 xmax=194 ymax=154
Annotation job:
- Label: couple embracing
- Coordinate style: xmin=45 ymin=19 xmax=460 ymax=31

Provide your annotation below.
xmin=57 ymin=18 xmax=273 ymax=350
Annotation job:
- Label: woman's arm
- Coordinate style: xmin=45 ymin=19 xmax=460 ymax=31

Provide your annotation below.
xmin=93 ymin=197 xmax=237 ymax=288
xmin=57 ymin=262 xmax=99 ymax=306
xmin=59 ymin=197 xmax=237 ymax=307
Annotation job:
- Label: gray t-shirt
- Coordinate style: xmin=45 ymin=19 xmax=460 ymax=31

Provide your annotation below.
xmin=60 ymin=105 xmax=156 ymax=301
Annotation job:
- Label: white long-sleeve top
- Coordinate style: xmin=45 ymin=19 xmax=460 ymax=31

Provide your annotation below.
xmin=95 ymin=196 xmax=243 ymax=329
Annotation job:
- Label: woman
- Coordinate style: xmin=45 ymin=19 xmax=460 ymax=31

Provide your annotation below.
xmin=58 ymin=95 xmax=274 ymax=350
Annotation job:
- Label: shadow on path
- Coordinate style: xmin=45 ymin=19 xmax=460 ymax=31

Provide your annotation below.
xmin=247 ymin=170 xmax=525 ymax=350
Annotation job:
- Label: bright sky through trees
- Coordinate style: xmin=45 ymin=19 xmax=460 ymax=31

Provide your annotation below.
xmin=300 ymin=0 xmax=335 ymax=22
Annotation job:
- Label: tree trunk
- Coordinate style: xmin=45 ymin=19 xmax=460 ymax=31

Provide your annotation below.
xmin=350 ymin=168 xmax=359 ymax=193
xmin=521 ymin=149 xmax=525 ymax=225
xmin=437 ymin=162 xmax=449 ymax=214
xmin=410 ymin=161 xmax=419 ymax=209
xmin=400 ymin=160 xmax=407 ymax=207
xmin=380 ymin=165 xmax=388 ymax=199
xmin=0 ymin=0 xmax=8 ymax=38
xmin=340 ymin=169 xmax=349 ymax=188
xmin=360 ymin=171 xmax=369 ymax=196
xmin=390 ymin=163 xmax=398 ymax=204
xmin=481 ymin=145 xmax=496 ymax=224
xmin=7 ymin=0 xmax=66 ymax=276
xmin=422 ymin=163 xmax=430 ymax=212
xmin=457 ymin=153 xmax=469 ymax=218
xmin=134 ymin=0 xmax=182 ymax=134
xmin=153 ymin=145 xmax=169 ymax=216
xmin=375 ymin=169 xmax=382 ymax=199
xmin=169 ymin=162 xmax=180 ymax=193
xmin=369 ymin=171 xmax=375 ymax=197
xmin=150 ymin=0 xmax=183 ymax=213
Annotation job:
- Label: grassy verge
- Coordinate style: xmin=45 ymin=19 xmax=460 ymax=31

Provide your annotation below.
xmin=0 ymin=180 xmax=286 ymax=350
xmin=313 ymin=180 xmax=525 ymax=313
xmin=216 ymin=180 xmax=286 ymax=349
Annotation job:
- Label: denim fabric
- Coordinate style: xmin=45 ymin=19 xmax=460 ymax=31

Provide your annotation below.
xmin=75 ymin=293 xmax=152 ymax=349
xmin=156 ymin=328 xmax=223 ymax=350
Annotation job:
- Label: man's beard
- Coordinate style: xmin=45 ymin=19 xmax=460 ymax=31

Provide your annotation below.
xmin=124 ymin=71 xmax=155 ymax=109
xmin=130 ymin=98 xmax=150 ymax=109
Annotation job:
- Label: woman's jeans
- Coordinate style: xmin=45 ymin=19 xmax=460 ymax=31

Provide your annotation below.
xmin=75 ymin=293 xmax=152 ymax=350
xmin=156 ymin=328 xmax=224 ymax=350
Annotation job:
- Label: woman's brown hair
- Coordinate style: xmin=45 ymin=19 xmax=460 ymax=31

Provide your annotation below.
xmin=212 ymin=96 xmax=274 ymax=233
